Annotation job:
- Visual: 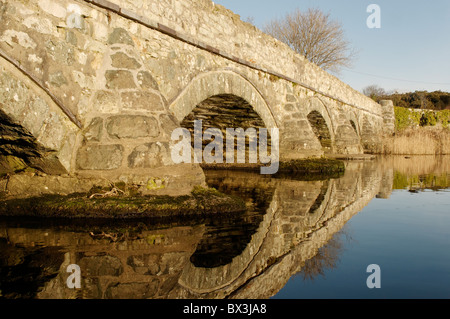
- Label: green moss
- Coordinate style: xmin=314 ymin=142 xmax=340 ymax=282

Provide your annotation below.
xmin=269 ymin=74 xmax=280 ymax=82
xmin=146 ymin=178 xmax=166 ymax=190
xmin=278 ymin=158 xmax=345 ymax=174
xmin=0 ymin=185 xmax=247 ymax=219
xmin=146 ymin=234 xmax=165 ymax=245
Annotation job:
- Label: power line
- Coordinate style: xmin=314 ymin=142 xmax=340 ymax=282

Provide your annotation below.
xmin=343 ymin=69 xmax=450 ymax=86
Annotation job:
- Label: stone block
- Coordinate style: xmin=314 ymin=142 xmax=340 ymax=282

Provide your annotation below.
xmin=159 ymin=114 xmax=179 ymax=133
xmin=137 ymin=71 xmax=159 ymax=90
xmin=121 ymin=91 xmax=164 ymax=111
xmin=76 ymin=144 xmax=124 ymax=170
xmin=286 ymin=94 xmax=297 ymax=103
xmin=110 ymin=52 xmax=141 ymax=69
xmin=21 ymin=97 xmax=50 ymax=137
xmin=283 ymin=103 xmax=295 ymax=112
xmin=78 ymin=255 xmax=123 ymax=277
xmin=105 ymin=70 xmax=136 ymax=89
xmin=93 ymin=90 xmax=120 ymax=113
xmin=83 ymin=117 xmax=103 ymax=142
xmin=107 ymin=28 xmax=134 ymax=46
xmin=128 ymin=142 xmax=171 ymax=168
xmin=49 ymin=71 xmax=68 ymax=87
xmin=37 ymin=111 xmax=65 ymax=150
xmin=106 ymin=115 xmax=159 ymax=139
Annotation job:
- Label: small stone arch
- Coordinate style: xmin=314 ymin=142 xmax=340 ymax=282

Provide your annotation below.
xmin=169 ymin=70 xmax=278 ymax=130
xmin=304 ymin=97 xmax=335 ymax=153
xmin=347 ymin=110 xmax=361 ymax=137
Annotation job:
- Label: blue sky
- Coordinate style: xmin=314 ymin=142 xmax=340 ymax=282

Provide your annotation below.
xmin=213 ymin=0 xmax=450 ymax=93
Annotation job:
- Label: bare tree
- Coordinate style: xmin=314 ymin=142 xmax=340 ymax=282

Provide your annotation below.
xmin=362 ymin=84 xmax=386 ymax=101
xmin=264 ymin=8 xmax=356 ymax=73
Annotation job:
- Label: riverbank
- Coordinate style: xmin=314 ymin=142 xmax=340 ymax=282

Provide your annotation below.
xmin=0 ymin=158 xmax=346 ymax=219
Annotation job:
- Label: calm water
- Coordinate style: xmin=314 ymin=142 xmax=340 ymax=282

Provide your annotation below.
xmin=0 ymin=156 xmax=449 ymax=299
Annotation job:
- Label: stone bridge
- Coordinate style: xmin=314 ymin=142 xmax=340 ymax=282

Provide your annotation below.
xmin=0 ymin=0 xmax=395 ymax=194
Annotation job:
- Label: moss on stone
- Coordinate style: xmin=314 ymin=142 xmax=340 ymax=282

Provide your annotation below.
xmin=278 ymin=158 xmax=345 ymax=174
xmin=0 ymin=186 xmax=246 ymax=220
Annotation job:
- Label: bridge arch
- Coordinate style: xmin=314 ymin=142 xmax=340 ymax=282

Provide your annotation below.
xmin=304 ymin=97 xmax=335 ymax=153
xmin=169 ymin=70 xmax=278 ymax=130
xmin=346 ymin=111 xmax=361 ymax=137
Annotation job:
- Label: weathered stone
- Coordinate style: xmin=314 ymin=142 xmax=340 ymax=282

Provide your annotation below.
xmin=105 ymin=281 xmax=159 ymax=299
xmin=110 ymin=52 xmax=141 ymax=69
xmin=45 ymin=40 xmax=75 ymax=65
xmin=127 ymin=254 xmax=160 ymax=275
xmin=21 ymin=97 xmax=49 ymax=137
xmin=128 ymin=142 xmax=171 ymax=168
xmin=286 ymin=94 xmax=297 ymax=103
xmin=121 ymin=91 xmax=164 ymax=111
xmin=159 ymin=114 xmax=179 ymax=133
xmin=107 ymin=28 xmax=134 ymax=46
xmin=284 ymin=103 xmax=295 ymax=112
xmin=106 ymin=115 xmax=159 ymax=139
xmin=49 ymin=71 xmax=67 ymax=87
xmin=0 ymin=30 xmax=37 ymax=49
xmin=83 ymin=117 xmax=103 ymax=142
xmin=137 ymin=71 xmax=159 ymax=90
xmin=105 ymin=70 xmax=136 ymax=89
xmin=65 ymin=31 xmax=77 ymax=45
xmin=0 ymin=71 xmax=29 ymax=109
xmin=78 ymin=255 xmax=123 ymax=277
xmin=93 ymin=90 xmax=120 ymax=113
xmin=36 ymin=111 xmax=65 ymax=150
xmin=0 ymin=155 xmax=28 ymax=175
xmin=28 ymin=155 xmax=68 ymax=175
xmin=160 ymin=252 xmax=188 ymax=275
xmin=76 ymin=144 xmax=124 ymax=170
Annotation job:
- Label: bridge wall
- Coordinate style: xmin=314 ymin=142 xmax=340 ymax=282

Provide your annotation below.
xmin=0 ymin=0 xmax=393 ymax=193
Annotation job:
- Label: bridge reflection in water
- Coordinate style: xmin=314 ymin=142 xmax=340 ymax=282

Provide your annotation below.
xmin=0 ymin=157 xmax=423 ymax=299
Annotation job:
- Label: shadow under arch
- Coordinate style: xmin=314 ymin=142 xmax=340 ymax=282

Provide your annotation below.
xmin=304 ymin=97 xmax=335 ymax=154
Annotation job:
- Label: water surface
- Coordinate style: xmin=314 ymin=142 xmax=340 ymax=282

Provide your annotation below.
xmin=0 ymin=156 xmax=449 ymax=299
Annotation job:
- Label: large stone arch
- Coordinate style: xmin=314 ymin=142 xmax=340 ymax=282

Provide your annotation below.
xmin=0 ymin=56 xmax=80 ymax=173
xmin=169 ymin=70 xmax=278 ymax=130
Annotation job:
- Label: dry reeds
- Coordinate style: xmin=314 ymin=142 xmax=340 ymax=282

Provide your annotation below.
xmin=382 ymin=126 xmax=450 ymax=155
